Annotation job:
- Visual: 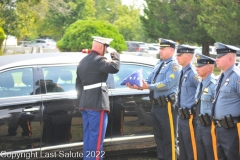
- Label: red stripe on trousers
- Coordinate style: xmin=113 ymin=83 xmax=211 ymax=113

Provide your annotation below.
xmin=96 ymin=110 xmax=104 ymax=160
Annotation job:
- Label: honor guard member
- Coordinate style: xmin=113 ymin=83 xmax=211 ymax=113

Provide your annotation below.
xmin=127 ymin=38 xmax=181 ymax=160
xmin=212 ymin=42 xmax=240 ymax=160
xmin=195 ymin=53 xmax=217 ymax=160
xmin=176 ymin=45 xmax=200 ymax=160
xmin=75 ymin=36 xmax=120 ymax=160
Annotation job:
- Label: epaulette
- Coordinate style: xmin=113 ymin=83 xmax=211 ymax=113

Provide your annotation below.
xmin=233 ymin=66 xmax=240 ymax=77
xmin=190 ymin=65 xmax=197 ymax=75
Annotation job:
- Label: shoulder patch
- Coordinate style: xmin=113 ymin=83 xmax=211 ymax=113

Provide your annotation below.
xmin=194 ymin=74 xmax=201 ymax=82
xmin=172 ymin=64 xmax=179 ymax=72
xmin=233 ymin=66 xmax=240 ymax=76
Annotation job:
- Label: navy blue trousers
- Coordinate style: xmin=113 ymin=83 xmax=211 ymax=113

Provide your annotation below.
xmin=178 ymin=116 xmax=197 ymax=160
xmin=81 ymin=110 xmax=108 ymax=160
xmin=196 ymin=123 xmax=214 ymax=160
xmin=216 ymin=126 xmax=240 ymax=160
xmin=152 ymin=104 xmax=175 ymax=160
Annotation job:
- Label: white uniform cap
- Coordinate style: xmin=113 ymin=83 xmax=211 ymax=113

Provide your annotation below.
xmin=92 ymin=36 xmax=113 ymax=45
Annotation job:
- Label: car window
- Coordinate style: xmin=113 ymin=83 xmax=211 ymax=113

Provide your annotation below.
xmin=0 ymin=68 xmax=34 ymax=98
xmin=149 ymin=47 xmax=157 ymax=50
xmin=113 ymin=64 xmax=153 ymax=89
xmin=139 ymin=43 xmax=146 ymax=46
xmin=42 ymin=65 xmax=77 ymax=93
xmin=31 ymin=40 xmax=36 ymax=44
xmin=132 ymin=43 xmax=139 ymax=47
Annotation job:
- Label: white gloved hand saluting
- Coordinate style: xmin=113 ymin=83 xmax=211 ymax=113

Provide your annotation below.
xmin=107 ymin=47 xmax=120 ymax=60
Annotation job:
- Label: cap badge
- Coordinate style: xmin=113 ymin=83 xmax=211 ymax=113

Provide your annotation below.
xmin=196 ymin=54 xmax=200 ymax=60
xmin=214 ymin=43 xmax=218 ymax=49
xmin=158 ymin=38 xmax=162 ymax=44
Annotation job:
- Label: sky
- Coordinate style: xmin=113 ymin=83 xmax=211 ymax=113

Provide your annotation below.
xmin=121 ymin=0 xmax=145 ymax=8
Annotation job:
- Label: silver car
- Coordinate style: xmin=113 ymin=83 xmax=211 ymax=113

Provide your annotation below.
xmin=25 ymin=39 xmax=57 ymax=49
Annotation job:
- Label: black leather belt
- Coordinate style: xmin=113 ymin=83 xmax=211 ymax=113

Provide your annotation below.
xmin=213 ymin=116 xmax=240 ymax=128
xmin=213 ymin=120 xmax=224 ymax=127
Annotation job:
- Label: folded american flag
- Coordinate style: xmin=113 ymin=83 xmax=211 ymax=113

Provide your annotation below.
xmin=120 ymin=68 xmax=143 ymax=87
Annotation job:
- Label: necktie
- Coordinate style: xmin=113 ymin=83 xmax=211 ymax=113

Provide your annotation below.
xmin=197 ymin=81 xmax=203 ymax=100
xmin=177 ymin=70 xmax=184 ymax=107
xmin=211 ymin=73 xmax=224 ymax=117
xmin=215 ymin=74 xmax=224 ymax=94
xmin=196 ymin=81 xmax=203 ymax=116
xmin=149 ymin=62 xmax=165 ymax=100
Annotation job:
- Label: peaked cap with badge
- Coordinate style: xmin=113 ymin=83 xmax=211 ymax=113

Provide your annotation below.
xmin=92 ymin=36 xmax=113 ymax=47
xmin=214 ymin=42 xmax=240 ymax=58
xmin=159 ymin=38 xmax=176 ymax=49
xmin=195 ymin=53 xmax=215 ymax=67
xmin=176 ymin=45 xmax=195 ymax=56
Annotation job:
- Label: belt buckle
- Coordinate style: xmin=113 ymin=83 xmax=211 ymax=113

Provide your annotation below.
xmin=189 ymin=109 xmax=192 ymax=115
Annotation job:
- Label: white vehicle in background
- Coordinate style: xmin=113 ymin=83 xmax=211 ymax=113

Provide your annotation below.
xmin=146 ymin=43 xmax=159 ymax=47
xmin=194 ymin=46 xmax=217 ymax=56
xmin=25 ymin=38 xmax=57 ymax=49
xmin=146 ymin=43 xmax=159 ymax=54
xmin=148 ymin=45 xmax=159 ymax=54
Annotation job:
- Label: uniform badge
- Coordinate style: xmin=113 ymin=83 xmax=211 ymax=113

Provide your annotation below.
xmin=169 ymin=74 xmax=175 ymax=79
xmin=156 ymin=83 xmax=165 ymax=88
xmin=214 ymin=43 xmax=218 ymax=49
xmin=159 ymin=38 xmax=162 ymax=44
xmin=203 ymin=88 xmax=208 ymax=95
xmin=224 ymin=79 xmax=230 ymax=86
xmin=172 ymin=65 xmax=179 ymax=72
xmin=196 ymin=54 xmax=200 ymax=60
xmin=184 ymin=75 xmax=187 ymax=81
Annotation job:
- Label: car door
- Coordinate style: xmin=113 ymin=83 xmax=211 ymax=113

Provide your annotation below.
xmin=0 ymin=67 xmax=42 ymax=153
xmin=38 ymin=63 xmax=118 ymax=154
xmin=38 ymin=64 xmax=83 ymax=149
xmin=107 ymin=63 xmax=155 ymax=150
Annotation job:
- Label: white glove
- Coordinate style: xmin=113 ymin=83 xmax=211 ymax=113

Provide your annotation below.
xmin=107 ymin=47 xmax=119 ymax=60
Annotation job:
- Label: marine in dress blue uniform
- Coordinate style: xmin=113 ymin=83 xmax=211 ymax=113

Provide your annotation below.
xmin=176 ymin=45 xmax=200 ymax=160
xmin=212 ymin=42 xmax=240 ymax=160
xmin=194 ymin=53 xmax=217 ymax=160
xmin=127 ymin=38 xmax=181 ymax=160
xmin=76 ymin=36 xmax=120 ymax=160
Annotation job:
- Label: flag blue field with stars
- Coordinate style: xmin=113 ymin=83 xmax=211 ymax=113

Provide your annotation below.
xmin=120 ymin=68 xmax=143 ymax=87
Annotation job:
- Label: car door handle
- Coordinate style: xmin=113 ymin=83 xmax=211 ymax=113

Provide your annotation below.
xmin=22 ymin=107 xmax=40 ymax=112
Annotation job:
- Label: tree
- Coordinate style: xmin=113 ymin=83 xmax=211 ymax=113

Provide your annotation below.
xmin=173 ymin=0 xmax=214 ymax=55
xmin=38 ymin=0 xmax=95 ymax=40
xmin=141 ymin=0 xmax=175 ymax=41
xmin=141 ymin=0 xmax=215 ymax=56
xmin=0 ymin=0 xmax=43 ymax=39
xmin=199 ymin=0 xmax=240 ymax=46
xmin=0 ymin=27 xmax=5 ymax=56
xmin=113 ymin=5 xmax=145 ymax=41
xmin=57 ymin=20 xmax=127 ymax=52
